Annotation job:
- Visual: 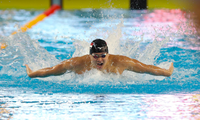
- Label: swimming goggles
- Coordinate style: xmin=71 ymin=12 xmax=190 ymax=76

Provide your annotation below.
xmin=92 ymin=53 xmax=107 ymax=59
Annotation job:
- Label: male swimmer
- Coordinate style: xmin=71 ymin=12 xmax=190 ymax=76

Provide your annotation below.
xmin=25 ymin=39 xmax=174 ymax=78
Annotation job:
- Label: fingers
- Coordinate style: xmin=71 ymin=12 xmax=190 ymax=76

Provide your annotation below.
xmin=25 ymin=64 xmax=32 ymax=75
xmin=169 ymin=62 xmax=174 ymax=75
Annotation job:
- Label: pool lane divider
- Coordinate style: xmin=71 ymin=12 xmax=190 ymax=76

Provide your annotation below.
xmin=11 ymin=4 xmax=61 ymax=35
xmin=0 ymin=4 xmax=61 ymax=50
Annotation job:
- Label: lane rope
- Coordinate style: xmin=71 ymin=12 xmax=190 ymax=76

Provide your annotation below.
xmin=1 ymin=4 xmax=61 ymax=50
xmin=12 ymin=4 xmax=61 ymax=35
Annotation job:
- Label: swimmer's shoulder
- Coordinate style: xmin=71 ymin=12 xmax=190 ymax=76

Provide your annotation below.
xmin=108 ymin=54 xmax=131 ymax=61
xmin=108 ymin=54 xmax=137 ymax=66
xmin=108 ymin=54 xmax=132 ymax=68
xmin=66 ymin=54 xmax=90 ymax=60
xmin=63 ymin=55 xmax=91 ymax=65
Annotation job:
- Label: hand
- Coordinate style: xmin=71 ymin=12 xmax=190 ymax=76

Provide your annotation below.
xmin=25 ymin=64 xmax=33 ymax=77
xmin=168 ymin=62 xmax=174 ymax=76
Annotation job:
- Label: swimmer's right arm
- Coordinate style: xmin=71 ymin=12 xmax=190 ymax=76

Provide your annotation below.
xmin=25 ymin=60 xmax=73 ymax=78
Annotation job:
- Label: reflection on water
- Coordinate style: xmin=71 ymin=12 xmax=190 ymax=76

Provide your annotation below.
xmin=0 ymin=88 xmax=199 ymax=119
xmin=0 ymin=103 xmax=13 ymax=119
xmin=190 ymin=94 xmax=200 ymax=119
xmin=143 ymin=94 xmax=200 ymax=119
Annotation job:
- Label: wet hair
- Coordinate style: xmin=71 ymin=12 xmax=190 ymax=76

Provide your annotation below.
xmin=90 ymin=39 xmax=108 ymax=54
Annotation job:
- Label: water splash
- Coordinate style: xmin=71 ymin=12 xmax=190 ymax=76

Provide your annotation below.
xmin=0 ymin=32 xmax=76 ymax=82
xmin=72 ymin=20 xmax=172 ymax=83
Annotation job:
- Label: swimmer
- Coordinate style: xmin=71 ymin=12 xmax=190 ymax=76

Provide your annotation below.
xmin=25 ymin=39 xmax=174 ymax=78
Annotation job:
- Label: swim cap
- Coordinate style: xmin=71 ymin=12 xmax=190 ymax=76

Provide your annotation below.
xmin=90 ymin=39 xmax=108 ymax=54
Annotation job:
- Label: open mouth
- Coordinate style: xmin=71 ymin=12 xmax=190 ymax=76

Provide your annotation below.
xmin=96 ymin=63 xmax=104 ymax=69
xmin=97 ymin=63 xmax=103 ymax=66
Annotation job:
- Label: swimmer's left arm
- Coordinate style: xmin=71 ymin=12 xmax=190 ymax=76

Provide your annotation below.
xmin=124 ymin=57 xmax=174 ymax=77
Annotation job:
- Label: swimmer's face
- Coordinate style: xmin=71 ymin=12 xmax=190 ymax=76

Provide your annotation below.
xmin=90 ymin=52 xmax=109 ymax=70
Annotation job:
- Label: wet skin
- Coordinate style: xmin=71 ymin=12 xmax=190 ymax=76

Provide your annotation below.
xmin=25 ymin=52 xmax=174 ymax=78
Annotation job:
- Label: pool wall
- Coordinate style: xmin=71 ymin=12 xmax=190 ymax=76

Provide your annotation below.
xmin=0 ymin=0 xmax=190 ymax=10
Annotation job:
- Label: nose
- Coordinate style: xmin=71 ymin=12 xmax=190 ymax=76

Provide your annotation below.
xmin=96 ymin=57 xmax=103 ymax=62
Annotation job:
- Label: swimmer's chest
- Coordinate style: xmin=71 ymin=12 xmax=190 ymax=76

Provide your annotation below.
xmin=73 ymin=64 xmax=124 ymax=74
xmin=104 ymin=64 xmax=125 ymax=74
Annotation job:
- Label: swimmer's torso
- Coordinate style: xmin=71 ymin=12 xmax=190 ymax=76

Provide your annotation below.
xmin=66 ymin=54 xmax=127 ymax=74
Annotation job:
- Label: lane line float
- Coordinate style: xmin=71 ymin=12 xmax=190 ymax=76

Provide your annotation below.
xmin=0 ymin=4 xmax=61 ymax=50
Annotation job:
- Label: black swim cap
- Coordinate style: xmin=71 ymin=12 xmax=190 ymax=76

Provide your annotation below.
xmin=90 ymin=39 xmax=108 ymax=54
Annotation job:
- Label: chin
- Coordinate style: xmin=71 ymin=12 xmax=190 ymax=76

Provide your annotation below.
xmin=96 ymin=65 xmax=103 ymax=70
xmin=96 ymin=66 xmax=102 ymax=70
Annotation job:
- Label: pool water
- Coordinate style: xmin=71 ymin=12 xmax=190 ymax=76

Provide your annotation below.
xmin=0 ymin=9 xmax=200 ymax=119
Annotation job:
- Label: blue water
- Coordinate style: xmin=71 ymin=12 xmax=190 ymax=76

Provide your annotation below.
xmin=0 ymin=9 xmax=200 ymax=119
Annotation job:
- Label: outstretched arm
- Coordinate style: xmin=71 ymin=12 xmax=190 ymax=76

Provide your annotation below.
xmin=124 ymin=58 xmax=174 ymax=77
xmin=25 ymin=60 xmax=72 ymax=78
